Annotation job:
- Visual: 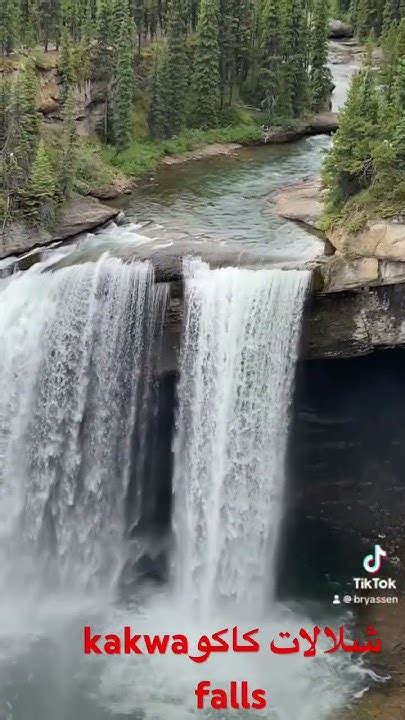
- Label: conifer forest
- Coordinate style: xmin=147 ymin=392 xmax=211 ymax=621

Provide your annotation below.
xmin=0 ymin=0 xmax=404 ymax=230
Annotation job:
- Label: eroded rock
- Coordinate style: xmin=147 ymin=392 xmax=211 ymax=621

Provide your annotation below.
xmin=1 ymin=197 xmax=119 ymax=259
xmin=330 ymin=221 xmax=405 ymax=262
xmin=321 ymin=255 xmax=379 ymax=292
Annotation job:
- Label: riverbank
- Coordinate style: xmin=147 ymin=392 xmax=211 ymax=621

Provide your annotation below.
xmin=96 ymin=111 xmax=337 ymax=191
xmin=270 ymin=176 xmax=405 ymax=294
xmin=0 ymin=113 xmax=339 ymax=261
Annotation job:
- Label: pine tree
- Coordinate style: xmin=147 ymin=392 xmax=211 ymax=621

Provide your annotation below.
xmin=10 ymin=61 xmax=40 ymax=182
xmin=290 ymin=0 xmax=310 ymax=117
xmin=95 ymin=0 xmax=114 ymax=138
xmin=133 ymin=0 xmax=145 ymax=52
xmin=381 ymin=21 xmax=400 ymax=101
xmin=148 ymin=47 xmax=171 ymax=138
xmin=219 ymin=0 xmax=236 ymax=108
xmin=233 ymin=0 xmax=253 ymax=92
xmin=189 ymin=0 xmax=221 ymax=128
xmin=382 ymin=0 xmax=398 ymax=35
xmin=1 ymin=0 xmax=21 ymax=55
xmin=58 ymin=88 xmax=78 ymax=199
xmin=398 ymin=17 xmax=405 ymax=55
xmin=83 ymin=0 xmax=95 ymax=40
xmin=259 ymin=0 xmax=283 ymax=116
xmin=145 ymin=0 xmax=159 ymax=38
xmin=322 ymin=66 xmax=380 ymax=211
xmin=20 ymin=140 xmax=57 ymax=226
xmin=59 ymin=25 xmax=75 ymax=103
xmin=310 ymin=0 xmax=332 ymax=112
xmin=40 ymin=0 xmax=60 ymax=51
xmin=112 ymin=0 xmax=130 ymax=47
xmin=113 ymin=18 xmax=134 ymax=150
xmin=355 ymin=0 xmax=371 ymax=40
xmin=96 ymin=0 xmax=113 ymax=52
xmin=166 ymin=0 xmax=188 ymax=134
xmin=26 ymin=0 xmax=41 ymax=48
xmin=0 ymin=76 xmax=10 ymax=152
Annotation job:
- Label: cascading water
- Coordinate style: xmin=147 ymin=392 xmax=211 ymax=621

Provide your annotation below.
xmin=0 ymin=245 xmax=368 ymax=720
xmin=173 ymin=259 xmax=311 ymax=614
xmin=0 ymin=254 xmax=168 ymax=599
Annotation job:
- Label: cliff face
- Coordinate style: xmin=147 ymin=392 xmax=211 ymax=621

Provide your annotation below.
xmin=1 ymin=56 xmax=109 ymax=136
xmin=269 ymin=177 xmax=405 ymax=358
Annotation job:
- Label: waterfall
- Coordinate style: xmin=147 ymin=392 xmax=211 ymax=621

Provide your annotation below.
xmin=0 ymin=255 xmax=168 ymax=598
xmin=173 ymin=259 xmax=310 ymax=614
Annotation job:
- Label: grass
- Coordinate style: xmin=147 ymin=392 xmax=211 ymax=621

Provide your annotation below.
xmin=101 ymin=120 xmax=263 ymax=179
xmin=322 ymin=184 xmax=405 ymax=234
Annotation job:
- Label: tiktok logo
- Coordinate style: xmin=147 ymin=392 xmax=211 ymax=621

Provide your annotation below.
xmin=362 ymin=545 xmax=387 ymax=574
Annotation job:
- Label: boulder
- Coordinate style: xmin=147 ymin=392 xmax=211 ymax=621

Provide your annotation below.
xmin=307 ymin=111 xmax=338 ymax=134
xmin=328 ymin=19 xmax=353 ymax=38
xmin=52 ymin=196 xmax=120 ymax=241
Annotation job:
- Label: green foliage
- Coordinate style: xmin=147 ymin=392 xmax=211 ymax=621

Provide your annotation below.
xmin=147 ymin=47 xmax=171 ymax=138
xmin=323 ymin=67 xmax=379 ymax=211
xmin=59 ymin=25 xmax=74 ymax=102
xmin=58 ymin=88 xmax=78 ymax=198
xmin=1 ymin=0 xmax=21 ymax=55
xmin=132 ymin=0 xmax=145 ymax=52
xmin=310 ymin=0 xmax=332 ymax=111
xmin=19 ymin=140 xmax=57 ymax=226
xmin=105 ymin=118 xmax=261 ymax=176
xmin=323 ymin=17 xmax=405 ymax=229
xmin=10 ymin=60 xmax=40 ymax=180
xmin=166 ymin=0 xmax=188 ymax=134
xmin=189 ymin=0 xmax=221 ymax=129
xmin=113 ymin=14 xmax=134 ymax=150
xmin=95 ymin=0 xmax=114 ymax=79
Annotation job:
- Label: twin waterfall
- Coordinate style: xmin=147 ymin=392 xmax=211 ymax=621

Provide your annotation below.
xmin=0 ymin=255 xmax=309 ymax=610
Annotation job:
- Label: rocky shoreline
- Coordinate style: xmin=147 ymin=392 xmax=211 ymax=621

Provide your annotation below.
xmin=0 ymin=196 xmax=120 ymax=261
xmin=271 ymin=177 xmax=405 ymax=293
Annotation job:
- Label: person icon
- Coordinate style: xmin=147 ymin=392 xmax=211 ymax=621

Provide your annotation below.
xmin=333 ymin=594 xmax=341 ymax=604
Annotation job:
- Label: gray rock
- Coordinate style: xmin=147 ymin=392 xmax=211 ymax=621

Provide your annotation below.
xmin=321 ymin=255 xmax=379 ymax=292
xmin=0 ymin=197 xmax=119 ymax=259
xmin=271 ymin=178 xmax=324 ymax=231
xmin=328 ymin=19 xmax=353 ymax=38
xmin=304 ymin=281 xmax=405 ymax=359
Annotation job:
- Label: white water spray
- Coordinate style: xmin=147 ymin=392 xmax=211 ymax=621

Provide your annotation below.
xmin=0 ymin=255 xmax=168 ymax=598
xmin=173 ymin=259 xmax=310 ymax=614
